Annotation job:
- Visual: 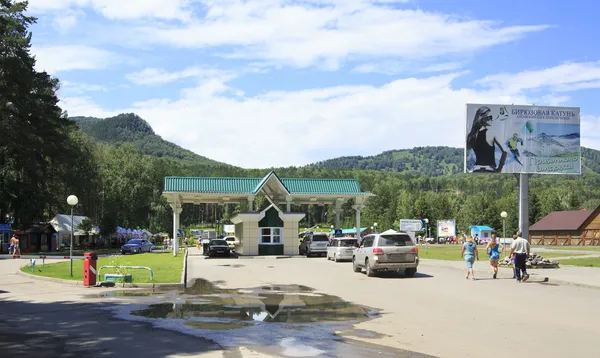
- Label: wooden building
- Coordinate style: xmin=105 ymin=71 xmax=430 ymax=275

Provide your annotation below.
xmin=529 ymin=207 xmax=600 ymax=246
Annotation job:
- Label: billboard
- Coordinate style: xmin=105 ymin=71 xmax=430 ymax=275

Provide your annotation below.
xmin=437 ymin=220 xmax=456 ymax=238
xmin=400 ymin=219 xmax=424 ymax=232
xmin=465 ymin=104 xmax=580 ymax=174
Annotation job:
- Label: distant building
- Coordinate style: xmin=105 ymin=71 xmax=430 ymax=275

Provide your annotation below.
xmin=470 ymin=226 xmax=494 ymax=243
xmin=529 ymin=207 xmax=600 ymax=246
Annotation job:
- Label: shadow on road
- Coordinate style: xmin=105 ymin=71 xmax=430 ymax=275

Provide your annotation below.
xmin=0 ymin=299 xmax=222 ymax=358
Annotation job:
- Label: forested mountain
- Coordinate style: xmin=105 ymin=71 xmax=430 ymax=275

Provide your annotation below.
xmin=310 ymin=147 xmax=463 ymax=176
xmin=311 ymin=146 xmax=600 ymax=176
xmin=71 ymin=114 xmax=227 ymax=166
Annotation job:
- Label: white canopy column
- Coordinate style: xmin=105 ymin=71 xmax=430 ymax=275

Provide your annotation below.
xmin=334 ymin=200 xmax=343 ymax=229
xmin=170 ymin=195 xmax=182 ymax=256
xmin=353 ymin=196 xmax=366 ymax=239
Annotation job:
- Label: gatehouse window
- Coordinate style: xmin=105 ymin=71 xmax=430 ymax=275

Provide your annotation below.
xmin=261 ymin=227 xmax=282 ymax=244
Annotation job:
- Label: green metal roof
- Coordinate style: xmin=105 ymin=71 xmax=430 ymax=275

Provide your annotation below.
xmin=164 ymin=172 xmax=369 ymax=195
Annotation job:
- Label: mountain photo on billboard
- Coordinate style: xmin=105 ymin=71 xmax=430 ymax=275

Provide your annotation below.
xmin=526 ymin=123 xmax=580 ymax=158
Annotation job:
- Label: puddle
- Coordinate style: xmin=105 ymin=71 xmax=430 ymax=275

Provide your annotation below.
xmin=100 ymin=279 xmax=432 ymax=357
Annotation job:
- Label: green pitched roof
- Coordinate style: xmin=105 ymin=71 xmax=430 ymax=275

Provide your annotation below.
xmin=164 ymin=172 xmax=369 ymax=195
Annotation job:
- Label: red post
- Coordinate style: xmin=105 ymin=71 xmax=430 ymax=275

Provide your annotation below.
xmin=83 ymin=252 xmax=98 ymax=287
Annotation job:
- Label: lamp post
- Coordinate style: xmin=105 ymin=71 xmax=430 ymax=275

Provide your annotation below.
xmin=423 ymin=218 xmax=429 ymax=253
xmin=373 ymin=222 xmax=378 ymax=233
xmin=501 ymin=211 xmax=508 ymax=258
xmin=67 ymin=195 xmax=78 ymax=277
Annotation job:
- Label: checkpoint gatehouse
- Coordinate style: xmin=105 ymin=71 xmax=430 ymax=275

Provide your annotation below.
xmin=163 ymin=171 xmax=374 ymax=256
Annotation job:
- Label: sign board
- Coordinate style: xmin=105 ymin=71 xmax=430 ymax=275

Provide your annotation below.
xmin=400 ymin=220 xmax=423 ymax=232
xmin=465 ymin=104 xmax=581 ymax=174
xmin=334 ymin=229 xmax=343 ymax=238
xmin=437 ymin=220 xmax=456 ymax=238
xmin=0 ymin=224 xmax=11 ymax=232
xmin=224 ymin=225 xmax=235 ymax=234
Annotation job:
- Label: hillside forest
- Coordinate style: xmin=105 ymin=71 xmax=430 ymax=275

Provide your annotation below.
xmin=2 ymin=1 xmax=600 ymax=239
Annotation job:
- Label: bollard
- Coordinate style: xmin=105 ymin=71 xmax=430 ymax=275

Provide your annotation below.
xmin=83 ymin=252 xmax=98 ymax=287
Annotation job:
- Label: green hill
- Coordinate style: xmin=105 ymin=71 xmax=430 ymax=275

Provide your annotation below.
xmin=70 ymin=113 xmax=227 ymax=166
xmin=309 ymin=146 xmax=463 ymax=176
xmin=310 ymin=146 xmax=600 ymax=176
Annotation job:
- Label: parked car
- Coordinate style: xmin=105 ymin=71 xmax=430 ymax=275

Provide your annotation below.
xmin=299 ymin=232 xmax=329 ymax=257
xmin=352 ymin=232 xmax=419 ymax=277
xmin=207 ymin=239 xmax=231 ymax=257
xmin=121 ymin=239 xmax=153 ymax=254
xmin=327 ymin=237 xmax=358 ymax=262
xmin=224 ymin=236 xmax=238 ymax=250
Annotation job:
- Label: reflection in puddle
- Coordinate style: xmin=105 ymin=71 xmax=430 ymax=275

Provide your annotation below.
xmin=102 ymin=279 xmax=431 ymax=357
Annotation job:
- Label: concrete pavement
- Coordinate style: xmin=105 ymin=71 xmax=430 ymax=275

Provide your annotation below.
xmin=185 ymin=254 xmax=600 ymax=358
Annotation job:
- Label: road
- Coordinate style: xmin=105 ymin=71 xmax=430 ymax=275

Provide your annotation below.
xmin=2 ymin=253 xmax=599 ymax=358
xmin=188 ymin=253 xmax=600 ymax=358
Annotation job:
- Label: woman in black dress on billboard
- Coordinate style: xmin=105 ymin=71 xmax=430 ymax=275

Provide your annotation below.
xmin=467 ymin=106 xmax=508 ymax=173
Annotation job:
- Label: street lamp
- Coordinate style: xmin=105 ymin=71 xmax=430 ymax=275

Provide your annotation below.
xmin=373 ymin=222 xmax=378 ymax=233
xmin=501 ymin=211 xmax=508 ymax=258
xmin=67 ymin=195 xmax=78 ymax=277
xmin=423 ymin=218 xmax=429 ymax=252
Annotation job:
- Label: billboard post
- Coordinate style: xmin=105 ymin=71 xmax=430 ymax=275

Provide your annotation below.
xmin=465 ymin=104 xmax=581 ymax=241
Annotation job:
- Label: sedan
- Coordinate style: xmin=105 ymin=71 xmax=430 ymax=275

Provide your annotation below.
xmin=207 ymin=239 xmax=232 ymax=257
xmin=121 ymin=239 xmax=153 ymax=254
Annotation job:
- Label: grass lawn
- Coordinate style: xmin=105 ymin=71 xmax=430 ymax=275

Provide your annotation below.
xmin=25 ymin=248 xmax=121 ymax=256
xmin=21 ymin=253 xmax=184 ymax=283
xmin=558 ymin=258 xmax=600 ymax=268
xmin=543 ymin=246 xmax=600 ymax=252
xmin=417 ymin=245 xmax=582 ymax=261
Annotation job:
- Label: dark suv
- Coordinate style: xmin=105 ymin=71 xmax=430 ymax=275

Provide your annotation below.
xmin=299 ymin=233 xmax=330 ymax=257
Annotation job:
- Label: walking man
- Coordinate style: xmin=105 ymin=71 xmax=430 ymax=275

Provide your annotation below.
xmin=510 ymin=231 xmax=530 ymax=282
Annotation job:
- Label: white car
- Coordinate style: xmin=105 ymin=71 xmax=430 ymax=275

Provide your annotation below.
xmin=224 ymin=236 xmax=238 ymax=250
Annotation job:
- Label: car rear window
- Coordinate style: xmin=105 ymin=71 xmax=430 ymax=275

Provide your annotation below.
xmin=312 ymin=235 xmax=329 ymax=242
xmin=339 ymin=240 xmax=357 ymax=247
xmin=378 ymin=235 xmax=413 ymax=247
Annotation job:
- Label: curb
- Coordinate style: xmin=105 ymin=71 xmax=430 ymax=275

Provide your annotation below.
xmin=237 ymin=255 xmax=307 ymax=260
xmin=181 ymin=249 xmax=188 ymax=288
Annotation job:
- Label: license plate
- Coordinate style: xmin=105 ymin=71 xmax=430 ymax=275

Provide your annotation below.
xmin=388 ymin=254 xmax=408 ymax=260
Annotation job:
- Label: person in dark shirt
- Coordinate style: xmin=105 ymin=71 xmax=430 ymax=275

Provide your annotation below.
xmin=467 ymin=106 xmax=508 ymax=172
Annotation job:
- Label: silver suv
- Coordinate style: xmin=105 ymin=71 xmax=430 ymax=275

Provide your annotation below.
xmin=352 ymin=232 xmax=419 ymax=277
xmin=299 ymin=233 xmax=329 ymax=257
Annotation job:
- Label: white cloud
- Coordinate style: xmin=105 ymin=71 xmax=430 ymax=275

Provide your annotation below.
xmin=52 ymin=11 xmax=80 ymax=32
xmin=28 ymin=0 xmax=193 ymax=21
xmin=476 ymin=61 xmax=600 ymax=93
xmin=125 ymin=67 xmax=230 ymax=85
xmin=60 ymin=81 xmax=108 ymax=95
xmin=32 ymin=45 xmax=120 ymax=74
xmin=354 ymin=61 xmax=464 ymax=75
xmin=62 ymin=72 xmax=533 ymax=168
xmin=127 ymin=1 xmax=547 ymax=69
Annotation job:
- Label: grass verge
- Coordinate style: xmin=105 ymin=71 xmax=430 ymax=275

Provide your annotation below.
xmin=543 ymin=246 xmax=600 ymax=252
xmin=417 ymin=245 xmax=582 ymax=261
xmin=21 ymin=252 xmax=184 ymax=283
xmin=558 ymin=258 xmax=600 ymax=268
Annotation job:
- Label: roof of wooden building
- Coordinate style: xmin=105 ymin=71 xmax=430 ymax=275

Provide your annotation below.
xmin=530 ymin=207 xmax=600 ymax=231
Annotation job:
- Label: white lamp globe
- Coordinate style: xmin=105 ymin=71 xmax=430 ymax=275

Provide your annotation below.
xmin=67 ymin=195 xmax=79 ymax=206
xmin=501 ymin=211 xmax=508 ymax=218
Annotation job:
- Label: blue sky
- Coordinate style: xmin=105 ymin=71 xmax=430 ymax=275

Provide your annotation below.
xmin=25 ymin=0 xmax=600 ymax=168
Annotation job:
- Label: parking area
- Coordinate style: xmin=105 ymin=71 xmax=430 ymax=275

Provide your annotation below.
xmin=187 ymin=253 xmax=600 ymax=358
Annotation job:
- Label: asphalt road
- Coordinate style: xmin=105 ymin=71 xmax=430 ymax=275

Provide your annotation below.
xmin=187 ymin=254 xmax=600 ymax=358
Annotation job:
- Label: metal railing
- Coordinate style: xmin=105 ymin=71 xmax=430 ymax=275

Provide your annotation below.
xmin=97 ymin=265 xmax=154 ymax=281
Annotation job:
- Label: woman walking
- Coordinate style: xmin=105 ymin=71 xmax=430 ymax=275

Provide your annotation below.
xmin=461 ymin=235 xmax=479 ymax=280
xmin=486 ymin=234 xmax=504 ymax=279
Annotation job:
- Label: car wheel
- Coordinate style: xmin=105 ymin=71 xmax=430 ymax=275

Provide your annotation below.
xmin=352 ymin=257 xmax=361 ymax=272
xmin=365 ymin=259 xmax=376 ymax=277
xmin=405 ymin=268 xmax=417 ymax=277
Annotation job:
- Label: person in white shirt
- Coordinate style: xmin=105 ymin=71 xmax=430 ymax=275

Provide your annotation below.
xmin=510 ymin=231 xmax=530 ymax=282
